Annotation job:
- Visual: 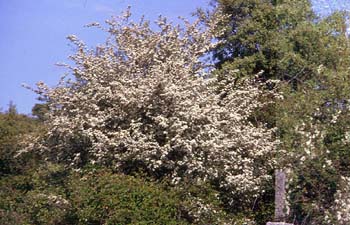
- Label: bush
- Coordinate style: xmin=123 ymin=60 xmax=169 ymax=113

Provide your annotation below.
xmin=0 ymin=108 xmax=42 ymax=175
xmin=0 ymin=164 xmax=237 ymax=224
xmin=0 ymin=164 xmax=73 ymax=225
xmin=68 ymin=169 xmax=189 ymax=225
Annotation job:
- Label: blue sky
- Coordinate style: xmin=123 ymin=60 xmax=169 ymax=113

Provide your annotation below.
xmin=312 ymin=0 xmax=350 ymax=16
xmin=0 ymin=0 xmax=210 ymax=113
xmin=0 ymin=0 xmax=349 ymax=114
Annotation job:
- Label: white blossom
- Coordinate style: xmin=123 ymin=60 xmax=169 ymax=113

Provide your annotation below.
xmin=325 ymin=176 xmax=350 ymax=225
xmin=27 ymin=8 xmax=278 ymax=199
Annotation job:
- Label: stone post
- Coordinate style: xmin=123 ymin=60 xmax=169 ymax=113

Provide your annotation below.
xmin=275 ymin=170 xmax=286 ymax=221
xmin=266 ymin=170 xmax=293 ymax=225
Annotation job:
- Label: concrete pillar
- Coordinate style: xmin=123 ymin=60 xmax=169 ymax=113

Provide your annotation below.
xmin=266 ymin=170 xmax=293 ymax=225
xmin=275 ymin=170 xmax=286 ymax=221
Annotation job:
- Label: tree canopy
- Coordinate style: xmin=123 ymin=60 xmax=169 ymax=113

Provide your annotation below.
xmin=213 ymin=0 xmax=350 ymax=87
xmin=210 ymin=0 xmax=350 ymax=223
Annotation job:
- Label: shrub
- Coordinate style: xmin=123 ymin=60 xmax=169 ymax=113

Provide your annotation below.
xmin=0 ymin=164 xmax=237 ymax=224
xmin=0 ymin=164 xmax=73 ymax=225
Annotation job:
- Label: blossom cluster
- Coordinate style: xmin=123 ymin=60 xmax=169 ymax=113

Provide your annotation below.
xmin=325 ymin=176 xmax=350 ymax=225
xmin=28 ymin=9 xmax=278 ymax=198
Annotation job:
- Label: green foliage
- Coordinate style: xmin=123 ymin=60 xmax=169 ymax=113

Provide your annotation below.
xmin=31 ymin=103 xmax=49 ymax=121
xmin=210 ymin=0 xmax=350 ymax=223
xmin=68 ymin=169 xmax=189 ymax=225
xmin=0 ymin=164 xmax=237 ymax=224
xmin=0 ymin=164 xmax=73 ymax=225
xmin=274 ymin=66 xmax=350 ymax=224
xmin=212 ymin=0 xmax=350 ymax=85
xmin=275 ymin=45 xmax=350 ymax=225
xmin=289 ymin=160 xmax=338 ymax=225
xmin=0 ymin=104 xmax=42 ymax=175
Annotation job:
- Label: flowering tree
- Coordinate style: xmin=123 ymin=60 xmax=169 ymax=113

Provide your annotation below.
xmin=276 ymin=66 xmax=350 ymax=224
xmin=27 ymin=9 xmax=278 ymax=201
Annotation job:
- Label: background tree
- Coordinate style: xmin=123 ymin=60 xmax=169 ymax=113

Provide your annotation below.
xmin=212 ymin=0 xmax=349 ymax=87
xmin=31 ymin=103 xmax=50 ymax=121
xmin=277 ymin=64 xmax=350 ymax=225
xmin=209 ymin=0 xmax=350 ymax=224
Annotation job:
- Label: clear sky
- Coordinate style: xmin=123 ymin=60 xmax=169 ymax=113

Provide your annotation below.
xmin=312 ymin=0 xmax=350 ymax=17
xmin=0 ymin=0 xmax=349 ymax=114
xmin=0 ymin=0 xmax=211 ymax=114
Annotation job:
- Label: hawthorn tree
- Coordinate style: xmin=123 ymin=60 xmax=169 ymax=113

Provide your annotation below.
xmin=25 ymin=8 xmax=279 ymax=214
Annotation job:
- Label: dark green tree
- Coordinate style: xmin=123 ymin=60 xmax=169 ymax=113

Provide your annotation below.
xmin=31 ymin=103 xmax=49 ymax=121
xmin=208 ymin=0 xmax=350 ymax=224
xmin=212 ymin=0 xmax=349 ymax=87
